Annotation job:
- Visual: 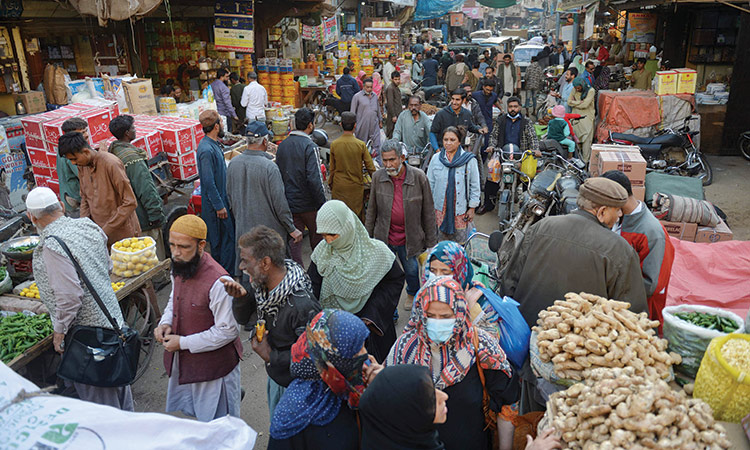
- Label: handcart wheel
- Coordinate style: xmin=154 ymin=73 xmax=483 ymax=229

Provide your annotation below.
xmin=120 ymin=288 xmax=156 ymax=383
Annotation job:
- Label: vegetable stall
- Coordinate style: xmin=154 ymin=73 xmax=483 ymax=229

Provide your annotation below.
xmin=0 ymin=233 xmax=170 ymax=383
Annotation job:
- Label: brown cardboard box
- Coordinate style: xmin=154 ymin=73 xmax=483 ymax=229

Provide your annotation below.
xmin=694 ymin=218 xmax=733 ymax=243
xmin=589 ymin=144 xmax=640 ymax=176
xmin=14 ymin=91 xmax=46 ymax=114
xmin=632 ymin=185 xmax=645 ymax=202
xmin=598 ymin=151 xmax=647 ymax=187
xmin=122 ymin=78 xmax=157 ymax=115
xmin=659 ymin=220 xmax=698 ymax=241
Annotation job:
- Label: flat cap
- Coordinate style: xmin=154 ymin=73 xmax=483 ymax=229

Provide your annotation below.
xmin=578 ymin=177 xmax=628 ymax=207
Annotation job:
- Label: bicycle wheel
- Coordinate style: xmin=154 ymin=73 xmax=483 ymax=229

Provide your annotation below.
xmin=120 ymin=289 xmax=156 ymax=383
xmin=738 ymin=135 xmax=750 ymax=161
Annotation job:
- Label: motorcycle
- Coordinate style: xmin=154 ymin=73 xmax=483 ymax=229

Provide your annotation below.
xmin=738 ymin=130 xmax=750 ymax=161
xmin=312 ymin=88 xmax=343 ymax=129
xmin=406 ymin=142 xmax=434 ymax=173
xmin=607 ymin=116 xmax=713 ymax=186
xmin=489 ymin=144 xmax=533 ymax=228
xmin=490 ymin=151 xmax=588 ymax=277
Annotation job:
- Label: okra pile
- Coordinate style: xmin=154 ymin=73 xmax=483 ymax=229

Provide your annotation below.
xmin=0 ymin=312 xmax=53 ymax=363
xmin=674 ymin=311 xmax=739 ymax=333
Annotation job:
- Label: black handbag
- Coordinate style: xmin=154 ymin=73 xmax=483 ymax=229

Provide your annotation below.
xmin=49 ymin=235 xmax=141 ymax=387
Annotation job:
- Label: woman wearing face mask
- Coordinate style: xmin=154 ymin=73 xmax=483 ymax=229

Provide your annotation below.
xmin=269 ymin=309 xmax=383 ymax=449
xmin=387 ymin=276 xmax=520 ymax=450
xmin=567 ymin=77 xmax=595 ymax=162
xmin=360 ymin=364 xmax=449 ymax=450
xmin=309 ymin=200 xmax=405 ymax=362
xmin=427 ymin=126 xmax=481 ymax=244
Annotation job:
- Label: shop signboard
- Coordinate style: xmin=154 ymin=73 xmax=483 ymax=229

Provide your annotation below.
xmin=450 ymin=13 xmax=465 ymax=27
xmin=215 ymin=27 xmax=254 ymax=52
xmin=0 ymin=150 xmax=28 ymax=211
xmin=584 ymin=3 xmax=597 ymax=39
xmin=462 ymin=7 xmax=483 ymax=19
xmin=323 ymin=17 xmax=338 ymax=48
xmin=626 ymin=12 xmax=657 ymax=43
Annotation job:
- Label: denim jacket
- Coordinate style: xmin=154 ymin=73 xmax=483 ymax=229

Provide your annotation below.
xmin=427 ymin=147 xmax=481 ymax=216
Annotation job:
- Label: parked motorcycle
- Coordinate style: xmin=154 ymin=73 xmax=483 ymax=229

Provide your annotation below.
xmin=738 ymin=130 xmax=750 ymax=161
xmin=406 ymin=142 xmax=434 ymax=173
xmin=607 ymin=117 xmax=712 ymax=186
xmin=490 ymin=151 xmax=588 ymax=277
xmin=490 ymin=144 xmax=533 ymax=228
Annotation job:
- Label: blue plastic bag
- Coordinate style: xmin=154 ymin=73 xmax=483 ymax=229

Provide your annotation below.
xmin=476 ymin=286 xmax=530 ymax=368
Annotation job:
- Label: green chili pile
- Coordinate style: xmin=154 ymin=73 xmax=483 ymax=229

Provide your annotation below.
xmin=0 ymin=313 xmax=53 ymax=363
xmin=674 ymin=311 xmax=739 ymax=333
xmin=7 ymin=243 xmax=38 ymax=253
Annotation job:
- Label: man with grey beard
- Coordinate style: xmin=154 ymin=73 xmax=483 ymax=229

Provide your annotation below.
xmin=365 ymin=140 xmax=437 ymax=311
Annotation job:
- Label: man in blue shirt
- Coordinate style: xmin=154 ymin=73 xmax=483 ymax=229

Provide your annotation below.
xmin=422 ymin=51 xmax=439 ymax=87
xmin=210 ymin=69 xmax=238 ymax=132
xmin=334 ymin=67 xmax=360 ymax=113
xmin=196 ymin=109 xmax=235 ymax=274
xmin=472 ymin=79 xmax=501 ymax=154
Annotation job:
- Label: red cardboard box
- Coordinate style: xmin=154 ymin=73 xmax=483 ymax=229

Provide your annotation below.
xmin=170 ymin=162 xmax=198 ymax=180
xmin=47 ymin=179 xmax=59 ymax=195
xmin=42 ymin=117 xmax=68 ymax=147
xmin=79 ymin=99 xmax=119 ymax=117
xmin=32 ymin=166 xmax=51 ymax=178
xmin=142 ymin=129 xmax=163 ymax=158
xmin=20 ymin=115 xmax=49 ymax=149
xmin=27 ymin=147 xmax=48 ymax=168
xmin=46 ymin=152 xmax=57 ymax=170
xmin=33 ymin=174 xmax=49 ymax=188
xmin=82 ymin=108 xmax=113 ymax=144
xmin=169 ymin=150 xmax=198 ymax=180
xmin=158 ymin=123 xmax=197 ymax=155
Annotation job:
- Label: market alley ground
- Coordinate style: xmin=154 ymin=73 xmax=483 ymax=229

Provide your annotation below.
xmin=131 ymin=146 xmax=750 ymax=447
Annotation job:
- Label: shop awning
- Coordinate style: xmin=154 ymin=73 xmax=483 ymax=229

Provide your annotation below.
xmin=476 ymin=0 xmax=517 ymax=8
xmin=68 ymin=0 xmax=162 ymax=26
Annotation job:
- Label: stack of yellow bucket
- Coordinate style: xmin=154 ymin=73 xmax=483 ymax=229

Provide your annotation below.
xmin=349 ymin=41 xmax=361 ymax=74
xmin=280 ymin=59 xmax=296 ymax=107
xmin=362 ymin=49 xmax=374 ymax=77
xmin=257 ymin=58 xmax=271 ymax=92
xmin=269 ymin=59 xmax=282 ymax=103
xmin=242 ymin=54 xmax=254 ymax=79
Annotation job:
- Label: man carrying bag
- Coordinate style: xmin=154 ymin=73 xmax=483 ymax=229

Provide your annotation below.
xmin=27 ymin=187 xmax=136 ymax=410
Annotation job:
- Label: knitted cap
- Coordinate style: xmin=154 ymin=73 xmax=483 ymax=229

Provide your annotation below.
xmin=551 ymin=105 xmax=566 ymax=118
xmin=578 ymin=177 xmax=628 ymax=208
xmin=170 ymin=214 xmax=207 ymax=240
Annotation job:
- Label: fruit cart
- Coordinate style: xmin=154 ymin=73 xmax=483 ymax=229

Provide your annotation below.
xmin=1 ymin=257 xmax=170 ymax=384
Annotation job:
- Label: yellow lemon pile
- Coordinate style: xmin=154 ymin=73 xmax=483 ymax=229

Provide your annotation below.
xmin=111 ymin=237 xmax=159 ymax=278
xmin=20 ymin=283 xmax=40 ymax=299
xmin=112 ymin=281 xmax=125 ymax=292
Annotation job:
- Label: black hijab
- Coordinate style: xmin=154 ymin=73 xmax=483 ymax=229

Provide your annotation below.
xmin=360 ymin=365 xmax=445 ymax=450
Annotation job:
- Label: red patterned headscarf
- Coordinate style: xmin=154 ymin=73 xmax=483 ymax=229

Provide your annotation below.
xmin=386 ymin=276 xmax=511 ymax=389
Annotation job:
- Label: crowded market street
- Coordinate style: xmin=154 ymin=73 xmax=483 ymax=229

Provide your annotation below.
xmin=3 ymin=1 xmax=750 ymax=449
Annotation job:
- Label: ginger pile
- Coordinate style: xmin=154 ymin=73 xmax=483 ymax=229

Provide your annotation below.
xmin=534 ymin=292 xmax=682 ymax=381
xmin=548 ymin=367 xmax=732 ymax=450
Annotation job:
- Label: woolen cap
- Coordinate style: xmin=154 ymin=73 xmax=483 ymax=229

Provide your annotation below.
xmin=170 ymin=214 xmax=207 ymax=240
xmin=578 ymin=177 xmax=628 ymax=207
xmin=25 ymin=187 xmax=59 ymax=210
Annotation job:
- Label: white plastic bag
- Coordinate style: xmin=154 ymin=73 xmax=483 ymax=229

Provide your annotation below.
xmin=663 ymin=304 xmax=745 ymax=378
xmin=0 ymin=363 xmax=257 ymax=449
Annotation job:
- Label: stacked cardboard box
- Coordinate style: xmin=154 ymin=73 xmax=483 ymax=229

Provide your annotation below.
xmin=151 ymin=117 xmax=204 ymax=180
xmin=597 ymin=150 xmax=647 ymax=202
xmin=660 ymin=218 xmax=733 ymax=243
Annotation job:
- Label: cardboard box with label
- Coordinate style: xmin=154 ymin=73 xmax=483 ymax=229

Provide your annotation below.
xmin=590 ymin=144 xmax=641 ymax=177
xmin=694 ymin=218 xmax=733 ymax=243
xmin=655 ymin=71 xmax=677 ymax=96
xmin=122 ymin=78 xmax=157 ymax=115
xmin=659 ymin=220 xmax=698 ymax=241
xmin=14 ymin=91 xmax=47 ymax=114
xmin=632 ymin=185 xmax=645 ymax=202
xmin=674 ymin=68 xmax=697 ymax=95
xmin=598 ymin=151 xmax=647 ymax=187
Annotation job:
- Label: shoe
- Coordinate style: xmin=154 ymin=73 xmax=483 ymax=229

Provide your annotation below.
xmin=403 ymin=294 xmax=414 ymax=311
xmin=476 ymin=205 xmax=494 ymax=215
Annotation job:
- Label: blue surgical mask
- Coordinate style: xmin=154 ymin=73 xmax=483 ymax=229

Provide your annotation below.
xmin=426 ymin=318 xmax=456 ymax=344
xmin=508 ymin=112 xmax=521 ymax=120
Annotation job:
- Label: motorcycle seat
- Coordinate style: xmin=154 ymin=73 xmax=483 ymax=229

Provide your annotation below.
xmin=611 ymin=132 xmax=683 ymax=147
xmin=637 ymin=144 xmax=663 ymax=157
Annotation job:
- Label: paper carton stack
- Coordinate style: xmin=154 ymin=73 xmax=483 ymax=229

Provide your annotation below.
xmin=152 ymin=117 xmax=204 ymax=180
xmin=591 ymin=145 xmax=646 ymax=201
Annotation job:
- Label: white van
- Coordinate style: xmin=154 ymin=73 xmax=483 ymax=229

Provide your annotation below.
xmin=512 ymin=42 xmax=545 ymax=79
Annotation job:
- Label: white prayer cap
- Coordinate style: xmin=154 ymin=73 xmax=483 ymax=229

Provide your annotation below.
xmin=26 ymin=187 xmax=59 ymax=210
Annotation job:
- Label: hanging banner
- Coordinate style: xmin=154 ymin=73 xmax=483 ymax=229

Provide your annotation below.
xmin=214 ymin=1 xmax=254 ymax=52
xmin=626 ymin=12 xmax=657 ymax=43
xmin=584 ymin=3 xmax=597 ymax=40
xmin=323 ymin=17 xmax=338 ymax=48
xmin=462 ymin=7 xmax=483 ymax=19
xmin=450 ymin=12 xmax=465 ymax=26
xmin=301 ymin=24 xmax=315 ymax=40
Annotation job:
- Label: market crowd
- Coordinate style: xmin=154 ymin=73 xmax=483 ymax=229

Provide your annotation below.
xmin=27 ymin=34 xmax=675 ymax=450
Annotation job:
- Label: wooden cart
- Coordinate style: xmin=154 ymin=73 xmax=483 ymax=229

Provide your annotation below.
xmin=4 ymin=259 xmax=171 ymax=383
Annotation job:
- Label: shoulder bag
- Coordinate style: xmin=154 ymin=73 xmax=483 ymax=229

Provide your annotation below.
xmin=49 ymin=235 xmax=141 ymax=387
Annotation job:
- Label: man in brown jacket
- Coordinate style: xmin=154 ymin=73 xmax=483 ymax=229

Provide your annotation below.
xmin=384 ymin=71 xmax=403 ymax=139
xmin=366 ymin=140 xmax=436 ymax=311
xmin=58 ymin=132 xmax=141 ymax=247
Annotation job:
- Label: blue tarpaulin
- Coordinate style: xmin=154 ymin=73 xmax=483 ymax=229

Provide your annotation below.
xmin=414 ymin=0 xmax=464 ymax=21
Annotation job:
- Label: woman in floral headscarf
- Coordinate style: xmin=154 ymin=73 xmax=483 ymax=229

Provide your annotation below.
xmin=268 ymin=309 xmax=382 ymax=449
xmin=387 ymin=276 xmax=520 ymax=450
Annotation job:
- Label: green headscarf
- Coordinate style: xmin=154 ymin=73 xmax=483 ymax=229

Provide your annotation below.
xmin=311 ymin=200 xmax=396 ymax=313
xmin=572 ymin=55 xmax=584 ymax=75
xmin=572 ymin=76 xmax=591 ymax=102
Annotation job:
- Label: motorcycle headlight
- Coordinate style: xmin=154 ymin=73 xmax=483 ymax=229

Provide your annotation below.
xmin=531 ymin=203 xmax=545 ymax=216
xmin=503 ymin=166 xmax=512 ymax=173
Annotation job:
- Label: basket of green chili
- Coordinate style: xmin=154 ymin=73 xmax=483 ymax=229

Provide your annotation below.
xmin=0 ymin=235 xmax=40 ymax=261
xmin=0 ymin=312 xmax=53 ymax=363
xmin=663 ymin=305 xmax=745 ymax=378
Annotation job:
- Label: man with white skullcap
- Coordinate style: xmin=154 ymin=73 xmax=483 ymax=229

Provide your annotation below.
xmin=26 ymin=187 xmax=134 ymax=410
